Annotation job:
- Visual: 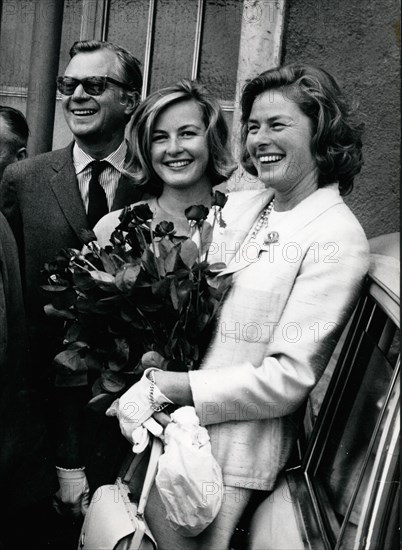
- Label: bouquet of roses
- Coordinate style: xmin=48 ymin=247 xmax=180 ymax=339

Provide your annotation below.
xmin=41 ymin=191 xmax=231 ymax=401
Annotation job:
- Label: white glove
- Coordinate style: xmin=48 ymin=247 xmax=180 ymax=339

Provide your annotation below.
xmin=130 ymin=417 xmax=166 ymax=453
xmin=53 ymin=467 xmax=90 ymax=518
xmin=106 ymin=368 xmax=172 ymax=443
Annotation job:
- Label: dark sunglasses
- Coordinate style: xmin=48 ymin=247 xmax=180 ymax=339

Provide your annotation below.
xmin=56 ymin=75 xmax=133 ymax=96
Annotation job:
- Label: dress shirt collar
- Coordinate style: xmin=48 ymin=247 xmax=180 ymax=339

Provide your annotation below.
xmin=72 ymin=141 xmax=127 ymax=174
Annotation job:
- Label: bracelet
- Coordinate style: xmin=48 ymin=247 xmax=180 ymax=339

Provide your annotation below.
xmin=56 ymin=466 xmax=85 ymax=472
xmin=148 ymin=370 xmax=168 ymax=412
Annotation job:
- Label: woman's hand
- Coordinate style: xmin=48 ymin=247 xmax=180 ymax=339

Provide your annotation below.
xmin=130 ymin=412 xmax=172 ymax=453
xmin=105 ymin=368 xmax=172 ymax=443
xmin=153 ymin=410 xmax=172 ymax=428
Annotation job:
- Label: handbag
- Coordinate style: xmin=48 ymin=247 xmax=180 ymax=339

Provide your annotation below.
xmin=78 ymin=437 xmax=163 ymax=550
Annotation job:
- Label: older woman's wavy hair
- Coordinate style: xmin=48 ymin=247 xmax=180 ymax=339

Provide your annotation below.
xmin=126 ymin=79 xmax=236 ymax=195
xmin=240 ymin=64 xmax=364 ymax=195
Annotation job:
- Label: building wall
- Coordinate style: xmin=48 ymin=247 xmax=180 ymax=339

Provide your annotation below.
xmin=283 ymin=0 xmax=400 ymax=238
xmin=1 ymin=0 xmax=398 ymax=241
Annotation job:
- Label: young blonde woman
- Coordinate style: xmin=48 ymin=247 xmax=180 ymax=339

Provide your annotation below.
xmin=93 ymin=79 xmax=236 ymax=246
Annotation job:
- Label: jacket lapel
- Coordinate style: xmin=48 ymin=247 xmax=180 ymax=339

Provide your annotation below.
xmin=207 ymin=189 xmax=274 ymax=269
xmin=113 ymin=144 xmax=145 ymax=210
xmin=112 ymin=173 xmax=144 ymax=210
xmin=48 ymin=144 xmax=89 ymax=239
xmin=218 ymin=184 xmax=343 ymax=276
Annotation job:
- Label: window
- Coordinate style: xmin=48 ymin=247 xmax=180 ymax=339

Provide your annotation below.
xmin=285 ymin=251 xmax=400 ymax=550
xmin=309 ymin=298 xmax=399 ymax=548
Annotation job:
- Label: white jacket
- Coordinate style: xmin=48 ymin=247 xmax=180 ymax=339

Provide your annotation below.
xmin=189 ymin=185 xmax=370 ymax=489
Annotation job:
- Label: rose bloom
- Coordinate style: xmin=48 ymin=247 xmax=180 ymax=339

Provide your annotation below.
xmin=184 ymin=204 xmax=209 ymax=223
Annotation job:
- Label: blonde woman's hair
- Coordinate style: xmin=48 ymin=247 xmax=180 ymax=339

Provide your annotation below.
xmin=126 ymin=79 xmax=236 ymax=195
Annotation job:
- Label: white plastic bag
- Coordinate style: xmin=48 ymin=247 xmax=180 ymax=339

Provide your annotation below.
xmin=155 ymin=406 xmax=223 ymax=537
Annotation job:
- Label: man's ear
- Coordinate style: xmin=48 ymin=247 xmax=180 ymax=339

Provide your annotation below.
xmin=16 ymin=147 xmax=27 ymax=161
xmin=121 ymin=90 xmax=140 ymax=116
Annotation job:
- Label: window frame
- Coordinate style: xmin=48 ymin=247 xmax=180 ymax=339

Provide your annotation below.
xmin=286 ymin=255 xmax=400 ymax=550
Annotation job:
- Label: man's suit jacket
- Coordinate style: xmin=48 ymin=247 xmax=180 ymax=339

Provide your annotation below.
xmin=0 ymin=212 xmax=56 ymax=509
xmin=189 ymin=185 xmax=370 ymax=490
xmin=0 ymin=143 xmax=144 ymax=322
xmin=0 ymin=143 xmax=147 ymax=472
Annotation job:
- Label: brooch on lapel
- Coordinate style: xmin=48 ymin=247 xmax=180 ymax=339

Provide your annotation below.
xmin=263 ymin=231 xmax=280 ymax=245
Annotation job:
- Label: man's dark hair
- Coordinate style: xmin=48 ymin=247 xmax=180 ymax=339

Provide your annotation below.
xmin=0 ymin=106 xmax=29 ymax=147
xmin=69 ymin=40 xmax=142 ymax=94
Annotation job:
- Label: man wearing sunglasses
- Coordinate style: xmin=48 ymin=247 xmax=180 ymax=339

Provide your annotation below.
xmin=0 ymin=40 xmax=145 ymax=548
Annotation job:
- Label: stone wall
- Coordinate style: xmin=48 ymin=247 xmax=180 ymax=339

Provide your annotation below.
xmin=283 ymin=0 xmax=400 ymax=238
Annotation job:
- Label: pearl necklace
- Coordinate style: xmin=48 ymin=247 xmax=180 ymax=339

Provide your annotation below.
xmin=250 ymin=199 xmax=275 ymax=240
